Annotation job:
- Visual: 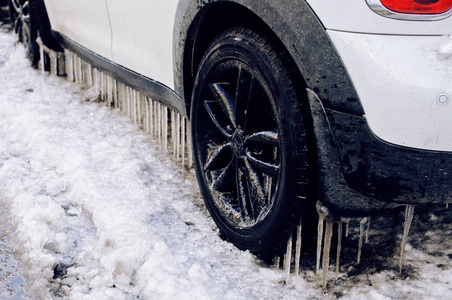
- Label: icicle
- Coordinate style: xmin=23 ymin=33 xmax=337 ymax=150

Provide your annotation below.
xmin=147 ymin=97 xmax=152 ymax=134
xmin=158 ymin=103 xmax=163 ymax=143
xmin=284 ymin=235 xmax=293 ymax=284
xmin=107 ymin=76 xmax=113 ymax=107
xmin=122 ymin=82 xmax=126 ymax=110
xmin=176 ymin=113 xmax=181 ymax=160
xmin=85 ymin=62 xmax=89 ymax=84
xmin=341 ymin=217 xmax=351 ymax=237
xmin=105 ymin=75 xmax=110 ymax=106
xmin=76 ymin=56 xmax=82 ymax=84
xmin=86 ymin=63 xmax=92 ymax=86
xmin=117 ymin=82 xmax=123 ymax=110
xmin=144 ymin=97 xmax=149 ymax=133
xmin=156 ymin=103 xmax=159 ymax=140
xmin=321 ymin=221 xmax=334 ymax=288
xmin=93 ymin=68 xmax=99 ymax=96
xmin=294 ymin=220 xmax=303 ymax=276
xmin=113 ymin=79 xmax=118 ymax=108
xmin=107 ymin=74 xmax=111 ymax=104
xmin=187 ymin=121 xmax=193 ymax=168
xmin=161 ymin=105 xmax=165 ymax=144
xmin=65 ymin=50 xmax=73 ymax=82
xmin=365 ymin=217 xmax=371 ymax=244
xmin=122 ymin=83 xmax=127 ymax=111
xmin=105 ymin=74 xmax=109 ymax=105
xmin=399 ymin=205 xmax=415 ymax=274
xmin=74 ymin=56 xmax=78 ymax=83
xmin=122 ymin=85 xmax=127 ymax=114
xmin=128 ymin=87 xmax=132 ymax=116
xmin=79 ymin=60 xmax=84 ymax=83
xmin=182 ymin=117 xmax=186 ymax=165
xmin=70 ymin=54 xmax=75 ymax=82
xmin=133 ymin=90 xmax=138 ymax=124
xmin=129 ymin=88 xmax=133 ymax=116
xmin=80 ymin=59 xmax=85 ymax=83
xmin=50 ymin=52 xmax=57 ymax=75
xmin=100 ymin=71 xmax=105 ymax=101
xmin=137 ymin=92 xmax=144 ymax=126
xmin=357 ymin=217 xmax=368 ymax=264
xmin=57 ymin=52 xmax=65 ymax=76
xmin=73 ymin=55 xmax=78 ymax=83
xmin=316 ymin=202 xmax=329 ymax=274
xmin=121 ymin=82 xmax=125 ymax=109
xmin=164 ymin=107 xmax=168 ymax=150
xmin=316 ymin=217 xmax=324 ymax=273
xmin=159 ymin=104 xmax=163 ymax=141
xmin=152 ymin=100 xmax=156 ymax=138
xmin=140 ymin=94 xmax=145 ymax=126
xmin=79 ymin=57 xmax=83 ymax=84
xmin=171 ymin=111 xmax=176 ymax=155
xmin=39 ymin=41 xmax=45 ymax=75
xmin=150 ymin=99 xmax=154 ymax=138
xmin=154 ymin=100 xmax=158 ymax=138
xmin=135 ymin=90 xmax=138 ymax=119
xmin=336 ymin=222 xmax=343 ymax=279
xmin=104 ymin=73 xmax=109 ymax=104
xmin=102 ymin=71 xmax=106 ymax=102
xmin=273 ymin=256 xmax=281 ymax=269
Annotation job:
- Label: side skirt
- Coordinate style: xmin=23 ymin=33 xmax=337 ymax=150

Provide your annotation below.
xmin=51 ymin=31 xmax=187 ymax=117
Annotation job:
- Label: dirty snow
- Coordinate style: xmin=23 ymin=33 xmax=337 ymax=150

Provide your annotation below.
xmin=0 ymin=28 xmax=451 ymax=299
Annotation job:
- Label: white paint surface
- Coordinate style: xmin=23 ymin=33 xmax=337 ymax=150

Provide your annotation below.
xmin=106 ymin=0 xmax=179 ymax=89
xmin=43 ymin=0 xmax=112 ymax=60
xmin=328 ymin=31 xmax=452 ymax=151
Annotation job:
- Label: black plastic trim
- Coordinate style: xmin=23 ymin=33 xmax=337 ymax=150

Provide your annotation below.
xmin=51 ymin=31 xmax=187 ymax=116
xmin=307 ymin=89 xmax=452 ymax=218
xmin=329 ymin=108 xmax=452 ymax=205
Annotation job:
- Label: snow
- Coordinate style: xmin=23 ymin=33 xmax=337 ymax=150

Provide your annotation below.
xmin=437 ymin=33 xmax=452 ymax=61
xmin=0 ymin=28 xmax=451 ymax=299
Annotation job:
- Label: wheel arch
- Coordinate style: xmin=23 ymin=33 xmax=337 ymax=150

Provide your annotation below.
xmin=173 ymin=0 xmax=365 ymax=118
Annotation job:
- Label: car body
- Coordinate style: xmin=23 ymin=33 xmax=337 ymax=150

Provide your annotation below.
xmin=13 ymin=0 xmax=452 ymax=257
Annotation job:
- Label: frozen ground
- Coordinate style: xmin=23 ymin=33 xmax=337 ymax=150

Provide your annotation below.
xmin=0 ymin=28 xmax=451 ymax=299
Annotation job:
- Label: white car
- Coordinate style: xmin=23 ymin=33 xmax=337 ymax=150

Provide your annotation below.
xmin=8 ymin=0 xmax=452 ymax=260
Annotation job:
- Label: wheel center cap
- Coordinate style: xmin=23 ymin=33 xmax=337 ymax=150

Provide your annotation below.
xmin=232 ymin=132 xmax=244 ymax=156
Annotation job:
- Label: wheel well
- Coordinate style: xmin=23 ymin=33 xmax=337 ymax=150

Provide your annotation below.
xmin=183 ymin=2 xmax=293 ymax=114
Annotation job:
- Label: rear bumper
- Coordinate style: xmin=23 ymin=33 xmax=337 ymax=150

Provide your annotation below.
xmin=328 ymin=31 xmax=452 ymax=152
xmin=307 ymin=89 xmax=452 ymax=218
xmin=329 ymin=108 xmax=452 ymax=205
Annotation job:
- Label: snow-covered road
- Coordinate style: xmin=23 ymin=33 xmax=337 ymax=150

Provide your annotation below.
xmin=0 ymin=28 xmax=451 ymax=299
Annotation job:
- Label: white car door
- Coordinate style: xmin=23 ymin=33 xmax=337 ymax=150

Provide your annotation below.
xmin=105 ymin=0 xmax=179 ymax=90
xmin=43 ymin=0 xmax=112 ymax=60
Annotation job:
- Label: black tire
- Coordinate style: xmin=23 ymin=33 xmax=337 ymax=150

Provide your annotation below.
xmin=191 ymin=27 xmax=317 ymax=259
xmin=8 ymin=0 xmax=39 ymax=67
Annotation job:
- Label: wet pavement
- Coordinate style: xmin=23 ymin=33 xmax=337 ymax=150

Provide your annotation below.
xmin=0 ymin=237 xmax=28 ymax=299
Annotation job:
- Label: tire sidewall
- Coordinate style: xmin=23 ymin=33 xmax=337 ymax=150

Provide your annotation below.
xmin=191 ymin=28 xmax=311 ymax=254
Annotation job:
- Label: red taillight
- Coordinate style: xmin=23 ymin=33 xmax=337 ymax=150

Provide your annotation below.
xmin=380 ymin=0 xmax=452 ymax=14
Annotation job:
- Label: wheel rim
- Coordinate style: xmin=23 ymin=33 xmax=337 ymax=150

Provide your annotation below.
xmin=196 ymin=59 xmax=282 ymax=229
xmin=10 ymin=0 xmax=31 ymax=45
